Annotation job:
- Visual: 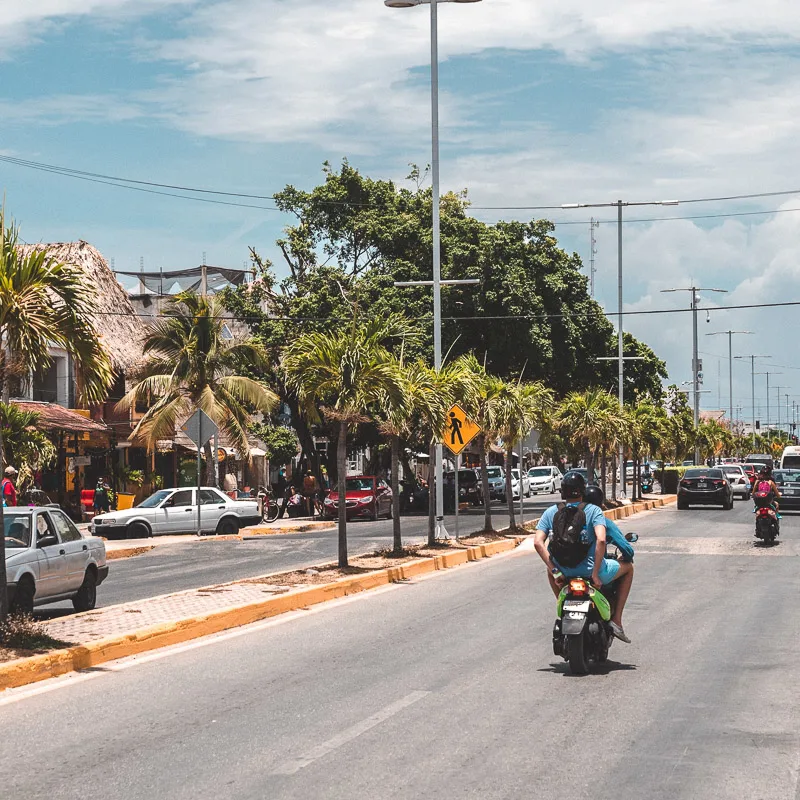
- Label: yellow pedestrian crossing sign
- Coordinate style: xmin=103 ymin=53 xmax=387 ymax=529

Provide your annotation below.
xmin=442 ymin=404 xmax=481 ymax=455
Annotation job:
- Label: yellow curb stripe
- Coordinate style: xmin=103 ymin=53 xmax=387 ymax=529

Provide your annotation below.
xmin=0 ymin=539 xmax=519 ymax=692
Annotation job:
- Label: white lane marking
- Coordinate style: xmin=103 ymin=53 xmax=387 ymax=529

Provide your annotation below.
xmin=272 ymin=691 xmax=430 ymax=776
xmin=0 ymin=543 xmax=524 ymax=707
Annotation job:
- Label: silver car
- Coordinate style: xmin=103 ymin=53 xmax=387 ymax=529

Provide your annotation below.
xmin=5 ymin=506 xmax=108 ymax=614
xmin=721 ymin=464 xmax=752 ymax=500
xmin=510 ymin=469 xmax=530 ymax=500
xmin=91 ymin=486 xmax=262 ymax=539
xmin=527 ymin=465 xmax=563 ymax=494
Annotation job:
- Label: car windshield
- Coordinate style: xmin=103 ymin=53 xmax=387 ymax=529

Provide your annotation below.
xmin=782 ymin=456 xmax=800 ymax=470
xmin=137 ymin=490 xmax=173 ymax=509
xmin=685 ymin=468 xmax=723 ymax=478
xmin=346 ymin=478 xmax=373 ymax=492
xmin=528 ymin=468 xmax=551 ymax=477
xmin=511 ymin=470 xmax=520 ymax=480
xmin=4 ymin=514 xmax=31 ymax=548
xmin=486 ymin=467 xmax=503 ymax=479
xmin=774 ymin=470 xmax=800 ymax=483
xmin=722 ymin=467 xmax=743 ymax=475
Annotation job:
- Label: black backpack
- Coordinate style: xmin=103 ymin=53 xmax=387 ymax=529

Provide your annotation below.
xmin=549 ymin=502 xmax=590 ymax=568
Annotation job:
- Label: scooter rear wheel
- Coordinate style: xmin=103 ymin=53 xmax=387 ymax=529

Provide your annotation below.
xmin=567 ymin=632 xmax=589 ymax=675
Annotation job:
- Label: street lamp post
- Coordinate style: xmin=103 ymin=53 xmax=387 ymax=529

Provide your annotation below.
xmin=661 ymin=286 xmax=728 ymax=463
xmin=705 ymin=331 xmax=752 ymax=425
xmin=562 ymin=198 xmax=678 ymax=495
xmin=754 ymin=371 xmax=782 ymax=442
xmin=386 ymin=0 xmax=482 ymax=540
xmin=734 ymin=355 xmax=769 ymax=449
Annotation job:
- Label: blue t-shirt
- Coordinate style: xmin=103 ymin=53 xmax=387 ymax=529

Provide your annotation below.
xmin=536 ymin=502 xmax=607 ymax=577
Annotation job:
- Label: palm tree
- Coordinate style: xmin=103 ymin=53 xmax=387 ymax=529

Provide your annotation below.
xmin=556 ymin=389 xmax=620 ymax=485
xmin=0 ymin=211 xmax=113 ymax=617
xmin=489 ymin=379 xmax=553 ymax=530
xmin=118 ymin=291 xmax=277 ymax=484
xmin=0 ymin=403 xmax=56 ymax=497
xmin=283 ymin=314 xmax=411 ymax=567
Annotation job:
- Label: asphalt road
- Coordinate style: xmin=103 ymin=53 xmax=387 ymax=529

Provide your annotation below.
xmin=43 ymin=492 xmax=561 ymax=613
xmin=5 ymin=499 xmax=799 ymax=799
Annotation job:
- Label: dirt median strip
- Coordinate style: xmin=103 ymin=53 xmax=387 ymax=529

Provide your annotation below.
xmin=0 ymin=537 xmax=522 ymax=692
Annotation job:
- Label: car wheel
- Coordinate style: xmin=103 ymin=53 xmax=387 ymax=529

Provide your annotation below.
xmin=10 ymin=575 xmax=35 ymax=616
xmin=216 ymin=517 xmax=240 ymax=536
xmin=126 ymin=521 xmax=150 ymax=540
xmin=72 ymin=569 xmax=97 ymax=612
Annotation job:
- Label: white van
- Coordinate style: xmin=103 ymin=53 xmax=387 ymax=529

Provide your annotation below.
xmin=780 ymin=446 xmax=800 ymax=470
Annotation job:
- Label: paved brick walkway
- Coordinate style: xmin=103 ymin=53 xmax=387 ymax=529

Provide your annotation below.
xmin=44 ymin=579 xmax=296 ymax=645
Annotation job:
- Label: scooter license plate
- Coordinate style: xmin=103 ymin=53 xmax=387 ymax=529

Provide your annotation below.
xmin=563 ymin=601 xmax=591 ymax=613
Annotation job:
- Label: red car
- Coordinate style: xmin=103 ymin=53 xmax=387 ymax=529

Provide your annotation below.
xmin=323 ymin=476 xmax=393 ymax=520
xmin=739 ymin=463 xmax=757 ymax=488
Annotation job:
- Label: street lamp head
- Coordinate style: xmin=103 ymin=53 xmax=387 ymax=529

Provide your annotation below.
xmin=660 ymin=200 xmax=680 ymax=206
xmin=561 ymin=203 xmax=582 ymax=209
xmin=385 ymin=0 xmax=421 ymax=6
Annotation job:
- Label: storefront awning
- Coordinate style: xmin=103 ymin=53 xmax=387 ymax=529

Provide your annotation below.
xmin=12 ymin=401 xmax=109 ymax=435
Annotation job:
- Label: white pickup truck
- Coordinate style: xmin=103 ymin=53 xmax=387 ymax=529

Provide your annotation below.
xmin=90 ymin=486 xmax=262 ymax=539
xmin=5 ymin=506 xmax=108 ymax=614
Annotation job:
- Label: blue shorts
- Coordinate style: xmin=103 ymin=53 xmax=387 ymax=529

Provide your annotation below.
xmin=559 ymin=558 xmax=620 ymax=585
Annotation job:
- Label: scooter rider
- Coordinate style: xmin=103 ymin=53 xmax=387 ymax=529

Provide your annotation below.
xmin=584 ymin=485 xmax=635 ymax=562
xmin=534 ymin=473 xmax=634 ymax=643
xmin=754 ymin=465 xmax=781 ymax=516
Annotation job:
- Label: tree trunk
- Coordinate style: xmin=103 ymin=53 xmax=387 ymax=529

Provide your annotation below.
xmin=505 ymin=445 xmax=516 ymax=531
xmin=427 ymin=439 xmax=436 ymax=548
xmin=610 ymin=452 xmax=618 ymax=502
xmin=203 ymin=440 xmax=215 ymax=487
xmin=391 ymin=434 xmax=402 ymax=555
xmin=476 ymin=436 xmax=492 ymax=533
xmin=337 ymin=420 xmax=348 ymax=568
xmin=600 ymin=447 xmax=607 ymax=496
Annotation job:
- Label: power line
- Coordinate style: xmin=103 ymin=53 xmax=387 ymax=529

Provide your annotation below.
xmin=4 ymin=153 xmax=800 ymax=216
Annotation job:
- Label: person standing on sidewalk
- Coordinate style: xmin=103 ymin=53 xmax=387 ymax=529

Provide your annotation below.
xmin=2 ymin=466 xmax=17 ymax=507
xmin=303 ymin=471 xmax=318 ymax=516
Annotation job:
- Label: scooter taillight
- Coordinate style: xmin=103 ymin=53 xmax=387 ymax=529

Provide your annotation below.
xmin=757 ymin=508 xmax=772 ymax=517
xmin=569 ymin=579 xmax=588 ymax=595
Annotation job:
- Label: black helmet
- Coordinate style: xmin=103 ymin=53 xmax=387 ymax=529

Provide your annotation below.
xmin=561 ymin=472 xmax=586 ymax=499
xmin=583 ymin=485 xmax=605 ymax=507
xmin=759 ymin=464 xmax=772 ymax=478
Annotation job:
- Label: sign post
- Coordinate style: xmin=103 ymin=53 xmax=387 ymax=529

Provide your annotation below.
xmin=181 ymin=410 xmax=218 ymax=536
xmin=441 ymin=404 xmax=481 ymax=540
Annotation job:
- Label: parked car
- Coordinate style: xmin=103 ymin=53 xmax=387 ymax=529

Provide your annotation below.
xmin=677 ymin=467 xmax=734 ymax=510
xmin=510 ymin=469 xmax=530 ymax=500
xmin=720 ymin=464 xmax=751 ymax=500
xmin=773 ymin=469 xmax=800 ymax=510
xmin=5 ymin=506 xmax=108 ymax=613
xmin=323 ymin=475 xmax=393 ymax=520
xmin=91 ymin=487 xmax=262 ymax=538
xmin=444 ymin=468 xmax=483 ymax=507
xmin=485 ymin=466 xmax=506 ymax=501
xmin=527 ymin=465 xmax=562 ymax=494
xmin=563 ymin=467 xmax=600 ymax=487
xmin=681 ymin=459 xmax=695 ymax=467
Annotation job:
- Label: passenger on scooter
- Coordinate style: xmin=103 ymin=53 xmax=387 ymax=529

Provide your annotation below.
xmin=583 ymin=485 xmax=635 ymax=563
xmin=754 ymin=465 xmax=781 ymax=516
xmin=534 ymin=473 xmax=634 ymax=643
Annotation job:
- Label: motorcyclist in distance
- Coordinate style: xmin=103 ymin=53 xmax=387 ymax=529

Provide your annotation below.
xmin=754 ymin=464 xmax=781 ymax=516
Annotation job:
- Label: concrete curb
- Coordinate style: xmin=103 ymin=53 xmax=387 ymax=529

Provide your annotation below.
xmin=0 ymin=538 xmax=522 ymax=692
xmin=604 ymin=495 xmax=677 ymax=521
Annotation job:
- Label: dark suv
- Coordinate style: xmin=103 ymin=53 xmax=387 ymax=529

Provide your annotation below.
xmin=444 ymin=469 xmax=482 ymax=509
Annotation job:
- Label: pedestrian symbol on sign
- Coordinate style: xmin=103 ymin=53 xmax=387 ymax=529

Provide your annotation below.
xmin=441 ymin=404 xmax=481 ymax=456
xmin=448 ymin=411 xmax=464 ymax=446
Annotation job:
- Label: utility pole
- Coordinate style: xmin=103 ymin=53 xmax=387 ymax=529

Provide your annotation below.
xmin=707 ymin=331 xmax=753 ymax=425
xmin=735 ymin=355 xmax=768 ymax=449
xmin=663 ymin=286 xmax=727 ymax=463
xmin=589 ymin=218 xmax=599 ymax=298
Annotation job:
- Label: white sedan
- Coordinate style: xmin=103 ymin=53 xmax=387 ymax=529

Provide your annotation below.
xmin=527 ymin=465 xmax=563 ymax=494
xmin=91 ymin=487 xmax=262 ymax=539
xmin=5 ymin=506 xmax=108 ymax=614
xmin=510 ymin=469 xmax=530 ymax=500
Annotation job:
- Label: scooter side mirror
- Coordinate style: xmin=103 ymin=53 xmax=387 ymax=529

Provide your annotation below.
xmin=625 ymin=532 xmax=639 ymax=543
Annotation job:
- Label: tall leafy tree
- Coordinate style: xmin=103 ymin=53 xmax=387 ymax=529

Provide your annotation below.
xmin=283 ymin=314 xmax=412 ymax=567
xmin=118 ymin=291 xmax=277 ymax=484
xmin=0 ymin=210 xmax=113 ymax=618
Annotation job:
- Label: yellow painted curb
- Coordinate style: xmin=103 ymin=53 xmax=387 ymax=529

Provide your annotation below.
xmin=244 ymin=521 xmax=336 ymax=536
xmin=0 ymin=538 xmax=520 ymax=692
xmin=106 ymin=546 xmax=155 ymax=561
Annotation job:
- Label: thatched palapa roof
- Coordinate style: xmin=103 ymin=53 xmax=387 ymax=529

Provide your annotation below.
xmin=17 ymin=240 xmax=146 ymax=374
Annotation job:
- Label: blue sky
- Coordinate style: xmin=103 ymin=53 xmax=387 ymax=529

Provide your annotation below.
xmin=3 ymin=0 xmax=800 ymax=420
